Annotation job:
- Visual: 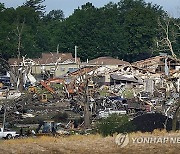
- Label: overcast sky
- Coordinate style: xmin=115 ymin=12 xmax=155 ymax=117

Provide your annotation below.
xmin=0 ymin=0 xmax=179 ymax=17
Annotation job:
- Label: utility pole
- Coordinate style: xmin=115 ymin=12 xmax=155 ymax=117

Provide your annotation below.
xmin=75 ymin=46 xmax=77 ymax=64
xmin=2 ymin=105 xmax=6 ymax=131
xmin=84 ymin=78 xmax=90 ymax=128
xmin=57 ymin=44 xmax=59 ymax=54
xmin=2 ymin=88 xmax=9 ymax=131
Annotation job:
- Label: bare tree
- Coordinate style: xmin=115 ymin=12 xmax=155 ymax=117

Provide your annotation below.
xmin=156 ymin=17 xmax=179 ymax=58
xmin=0 ymin=56 xmax=33 ymax=92
xmin=14 ymin=20 xmax=25 ymax=59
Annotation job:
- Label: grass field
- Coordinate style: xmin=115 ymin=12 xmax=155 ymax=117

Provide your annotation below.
xmin=0 ymin=130 xmax=179 ymax=154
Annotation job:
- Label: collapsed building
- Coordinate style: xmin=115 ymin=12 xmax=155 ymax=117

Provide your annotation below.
xmin=132 ymin=55 xmax=180 ymax=74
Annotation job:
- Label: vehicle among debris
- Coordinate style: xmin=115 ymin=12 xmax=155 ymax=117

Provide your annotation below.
xmin=98 ymin=108 xmax=127 ymax=118
xmin=0 ymin=127 xmax=18 ymax=139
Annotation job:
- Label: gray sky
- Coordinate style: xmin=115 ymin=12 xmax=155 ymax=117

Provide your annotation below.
xmin=0 ymin=0 xmax=179 ymax=17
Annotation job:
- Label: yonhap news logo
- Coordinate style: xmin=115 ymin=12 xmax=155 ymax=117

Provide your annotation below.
xmin=115 ymin=134 xmax=180 ymax=148
xmin=115 ymin=133 xmax=129 ymax=148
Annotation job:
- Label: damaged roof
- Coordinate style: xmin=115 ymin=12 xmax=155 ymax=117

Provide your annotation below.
xmin=67 ymin=66 xmax=95 ymax=77
xmin=132 ymin=55 xmax=179 ymax=67
xmin=131 ymin=55 xmax=180 ymax=73
xmin=38 ymin=53 xmax=73 ymax=64
xmin=88 ymin=57 xmax=130 ymax=66
xmin=8 ymin=52 xmax=81 ymax=65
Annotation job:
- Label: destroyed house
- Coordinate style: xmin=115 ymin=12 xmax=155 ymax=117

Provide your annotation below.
xmin=132 ymin=55 xmax=180 ymax=74
xmin=92 ymin=65 xmax=149 ymax=87
xmin=79 ymin=57 xmax=130 ymax=86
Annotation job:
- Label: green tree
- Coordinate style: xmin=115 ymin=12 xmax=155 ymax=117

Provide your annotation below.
xmin=0 ymin=6 xmax=17 ymax=59
xmin=0 ymin=3 xmax=43 ymax=59
xmin=0 ymin=0 xmax=176 ymax=63
xmin=44 ymin=9 xmax=64 ymax=21
xmin=0 ymin=3 xmax=5 ymax=12
xmin=116 ymin=0 xmax=165 ymax=61
xmin=49 ymin=0 xmax=165 ymax=62
xmin=96 ymin=114 xmax=135 ymax=136
xmin=23 ymin=0 xmax=45 ymax=16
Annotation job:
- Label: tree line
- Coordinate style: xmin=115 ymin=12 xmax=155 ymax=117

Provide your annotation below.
xmin=0 ymin=0 xmax=179 ymax=62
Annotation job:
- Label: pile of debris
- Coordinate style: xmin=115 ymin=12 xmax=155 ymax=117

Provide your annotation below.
xmin=0 ymin=54 xmax=179 ymax=134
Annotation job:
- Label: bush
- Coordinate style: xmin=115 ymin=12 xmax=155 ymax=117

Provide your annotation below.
xmin=96 ymin=114 xmax=135 ymax=136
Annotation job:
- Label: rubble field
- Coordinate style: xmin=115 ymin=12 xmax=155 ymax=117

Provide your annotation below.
xmin=0 ymin=54 xmax=180 ymax=138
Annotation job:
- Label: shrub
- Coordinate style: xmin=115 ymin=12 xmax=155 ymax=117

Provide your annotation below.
xmin=96 ymin=114 xmax=135 ymax=136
